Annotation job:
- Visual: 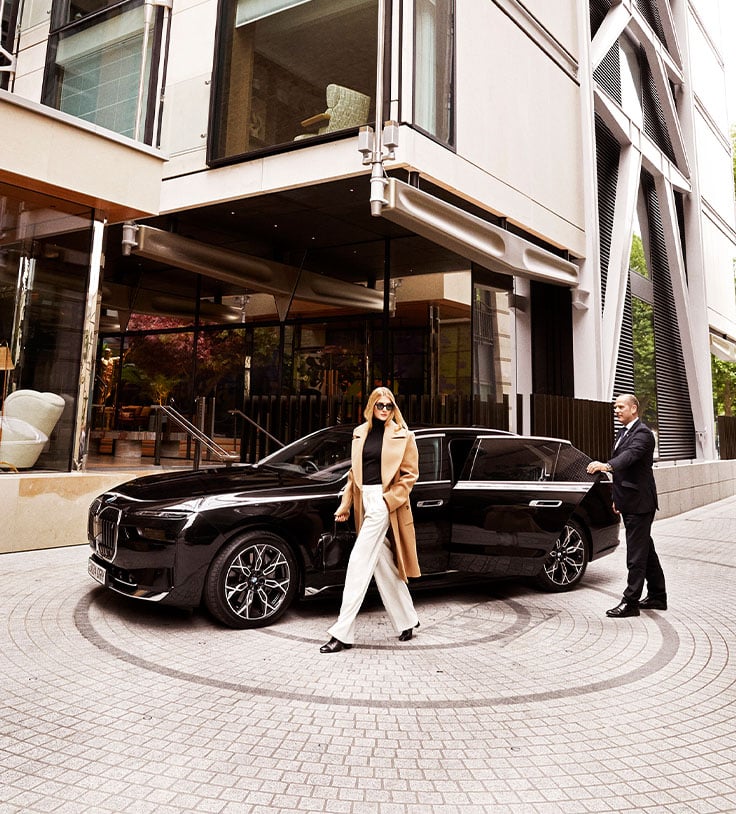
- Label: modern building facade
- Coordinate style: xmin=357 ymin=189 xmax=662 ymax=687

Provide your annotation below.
xmin=1 ymin=0 xmax=735 ymax=472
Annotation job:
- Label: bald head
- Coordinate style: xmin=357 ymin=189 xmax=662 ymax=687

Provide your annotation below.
xmin=614 ymin=394 xmax=639 ymax=425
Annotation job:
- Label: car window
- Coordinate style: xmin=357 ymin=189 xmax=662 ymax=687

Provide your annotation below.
xmin=554 ymin=443 xmax=596 ymax=482
xmin=448 ymin=438 xmax=475 ymax=483
xmin=416 ymin=436 xmax=444 ymax=482
xmin=465 ymin=438 xmax=561 ymax=482
xmin=258 ymin=426 xmax=353 ymax=479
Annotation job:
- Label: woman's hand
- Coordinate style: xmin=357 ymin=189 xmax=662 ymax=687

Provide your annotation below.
xmin=334 ymin=511 xmax=349 ymax=523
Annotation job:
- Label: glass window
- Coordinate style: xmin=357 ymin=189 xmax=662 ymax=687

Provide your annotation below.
xmin=554 ymin=444 xmax=595 ymax=482
xmin=472 ymin=278 xmax=514 ymax=428
xmin=1 ymin=0 xmax=19 ymax=90
xmin=416 ymin=436 xmax=442 ymax=482
xmin=414 ymin=0 xmax=454 ymax=145
xmin=466 ymin=438 xmax=560 ymax=482
xmin=210 ymin=0 xmax=377 ymax=161
xmin=294 ymin=324 xmax=364 ymax=397
xmin=118 ymin=327 xmax=195 ymax=409
xmin=43 ymin=0 xmax=167 ymax=144
xmin=53 ymin=0 xmax=123 ymax=27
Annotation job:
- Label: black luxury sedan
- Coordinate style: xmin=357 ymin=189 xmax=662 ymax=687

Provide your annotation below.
xmin=87 ymin=426 xmax=620 ymax=628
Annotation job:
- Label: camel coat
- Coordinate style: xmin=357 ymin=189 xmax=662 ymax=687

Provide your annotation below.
xmin=335 ymin=420 xmax=421 ymax=581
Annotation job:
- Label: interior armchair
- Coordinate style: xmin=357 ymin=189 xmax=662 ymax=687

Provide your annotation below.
xmin=0 ymin=389 xmax=65 ymax=470
xmin=295 ymin=84 xmax=371 ymax=141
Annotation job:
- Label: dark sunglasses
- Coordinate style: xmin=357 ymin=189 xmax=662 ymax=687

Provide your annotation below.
xmin=375 ymin=402 xmax=394 ymax=411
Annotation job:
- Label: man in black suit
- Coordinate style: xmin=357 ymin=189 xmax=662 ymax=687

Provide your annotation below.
xmin=587 ymin=393 xmax=667 ymax=618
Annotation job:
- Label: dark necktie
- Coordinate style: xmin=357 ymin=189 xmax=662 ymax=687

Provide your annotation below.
xmin=614 ymin=427 xmax=628 ymax=450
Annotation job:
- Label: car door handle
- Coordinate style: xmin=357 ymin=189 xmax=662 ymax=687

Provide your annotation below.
xmin=529 ymin=500 xmax=562 ymax=508
xmin=416 ymin=499 xmax=444 ymax=508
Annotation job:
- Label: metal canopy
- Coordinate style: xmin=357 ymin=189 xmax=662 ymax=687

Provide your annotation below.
xmin=380 ymin=178 xmax=579 ymax=287
xmin=126 ymin=224 xmax=391 ymax=320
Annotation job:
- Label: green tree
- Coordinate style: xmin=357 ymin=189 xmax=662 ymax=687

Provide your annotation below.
xmin=711 ymin=128 xmax=736 ymax=417
xmin=630 ymin=232 xmax=648 ymax=279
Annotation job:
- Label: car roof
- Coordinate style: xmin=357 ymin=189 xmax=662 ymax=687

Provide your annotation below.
xmin=322 ymin=424 xmax=573 ymax=446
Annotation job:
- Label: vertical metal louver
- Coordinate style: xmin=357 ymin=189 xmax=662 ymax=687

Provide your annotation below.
xmin=595 ymin=115 xmax=621 ymax=311
xmin=593 ymin=44 xmax=622 ymax=105
xmin=590 ymin=0 xmax=614 ymax=37
xmin=635 ymin=0 xmax=667 ymax=47
xmin=639 ymin=47 xmax=676 ymax=164
xmin=590 ymin=0 xmax=621 ymax=104
xmin=613 ymin=278 xmax=636 ymax=400
xmin=641 ymin=172 xmax=696 ymax=459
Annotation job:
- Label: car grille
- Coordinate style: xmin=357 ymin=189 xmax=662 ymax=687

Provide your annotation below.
xmin=95 ymin=507 xmax=121 ymax=561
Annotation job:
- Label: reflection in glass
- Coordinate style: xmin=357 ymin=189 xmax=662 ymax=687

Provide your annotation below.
xmin=472 ymin=282 xmax=513 ymax=428
xmin=294 ymin=325 xmax=363 ymax=398
xmin=44 ymin=1 xmax=165 ymax=143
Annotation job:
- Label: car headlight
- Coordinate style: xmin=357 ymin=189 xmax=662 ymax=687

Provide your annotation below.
xmin=133 ymin=509 xmax=193 ymax=520
xmin=130 ymin=510 xmax=194 ymax=544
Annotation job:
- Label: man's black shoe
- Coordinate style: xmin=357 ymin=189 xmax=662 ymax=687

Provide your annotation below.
xmin=319 ymin=637 xmax=352 ymax=653
xmin=639 ymin=596 xmax=667 ymax=610
xmin=606 ymin=601 xmax=640 ymax=618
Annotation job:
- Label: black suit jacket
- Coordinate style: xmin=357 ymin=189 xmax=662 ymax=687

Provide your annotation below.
xmin=608 ymin=419 xmax=658 ymax=514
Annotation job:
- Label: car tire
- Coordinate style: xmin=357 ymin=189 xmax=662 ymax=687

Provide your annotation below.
xmin=534 ymin=520 xmax=588 ymax=592
xmin=204 ymin=530 xmax=299 ymax=628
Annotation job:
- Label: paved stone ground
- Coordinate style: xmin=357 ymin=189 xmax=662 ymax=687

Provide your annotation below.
xmin=1 ymin=496 xmax=735 ymax=814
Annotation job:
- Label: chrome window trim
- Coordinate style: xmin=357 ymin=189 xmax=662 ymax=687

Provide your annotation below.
xmin=454 ymin=481 xmax=590 ymax=493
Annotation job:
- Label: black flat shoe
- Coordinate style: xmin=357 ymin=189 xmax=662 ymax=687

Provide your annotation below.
xmin=319 ymin=637 xmax=352 ymax=653
xmin=606 ymin=601 xmax=640 ymax=618
xmin=639 ymin=596 xmax=667 ymax=610
xmin=398 ymin=622 xmax=420 ymax=642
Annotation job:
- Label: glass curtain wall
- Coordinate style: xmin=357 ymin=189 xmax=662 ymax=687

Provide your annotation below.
xmin=210 ymin=0 xmax=377 ymax=161
xmin=43 ymin=0 xmax=168 ymax=144
xmin=472 ymin=273 xmax=514 ymax=429
xmin=0 ymin=182 xmax=95 ymax=470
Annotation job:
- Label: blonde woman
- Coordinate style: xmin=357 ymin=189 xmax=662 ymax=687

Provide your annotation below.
xmin=320 ymin=387 xmax=421 ymax=653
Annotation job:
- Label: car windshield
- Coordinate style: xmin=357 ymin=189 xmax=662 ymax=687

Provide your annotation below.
xmin=256 ymin=427 xmax=353 ymax=481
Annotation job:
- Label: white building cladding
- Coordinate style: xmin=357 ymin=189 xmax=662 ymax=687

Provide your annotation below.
xmin=2 ymin=0 xmax=735 ymax=468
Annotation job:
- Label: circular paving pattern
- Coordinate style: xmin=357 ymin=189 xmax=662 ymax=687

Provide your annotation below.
xmin=75 ymin=581 xmax=681 ymax=708
xmin=2 ymin=505 xmax=736 ymax=813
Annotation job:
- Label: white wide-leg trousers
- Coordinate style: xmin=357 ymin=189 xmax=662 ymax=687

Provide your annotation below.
xmin=328 ymin=484 xmax=418 ymax=645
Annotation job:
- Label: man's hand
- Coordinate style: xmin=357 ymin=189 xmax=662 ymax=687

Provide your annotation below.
xmin=587 ymin=460 xmax=610 ymax=474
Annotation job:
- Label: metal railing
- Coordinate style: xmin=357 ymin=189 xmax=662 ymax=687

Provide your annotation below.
xmin=236 ymin=394 xmax=512 ymax=462
xmin=153 ymin=405 xmax=239 ymax=468
xmin=232 ymin=392 xmax=614 ymax=463
xmin=228 ymin=409 xmax=284 ymax=450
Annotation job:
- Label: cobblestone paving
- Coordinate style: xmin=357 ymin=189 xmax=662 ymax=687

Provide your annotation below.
xmin=1 ymin=497 xmax=735 ymax=813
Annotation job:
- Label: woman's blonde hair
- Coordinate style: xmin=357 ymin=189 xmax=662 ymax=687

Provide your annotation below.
xmin=363 ymin=387 xmax=407 ymax=429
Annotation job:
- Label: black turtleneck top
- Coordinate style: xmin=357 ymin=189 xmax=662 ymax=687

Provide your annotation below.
xmin=362 ymin=419 xmax=385 ymax=485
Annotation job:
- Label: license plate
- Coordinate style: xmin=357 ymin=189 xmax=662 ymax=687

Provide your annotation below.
xmin=88 ymin=558 xmax=107 ymax=586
